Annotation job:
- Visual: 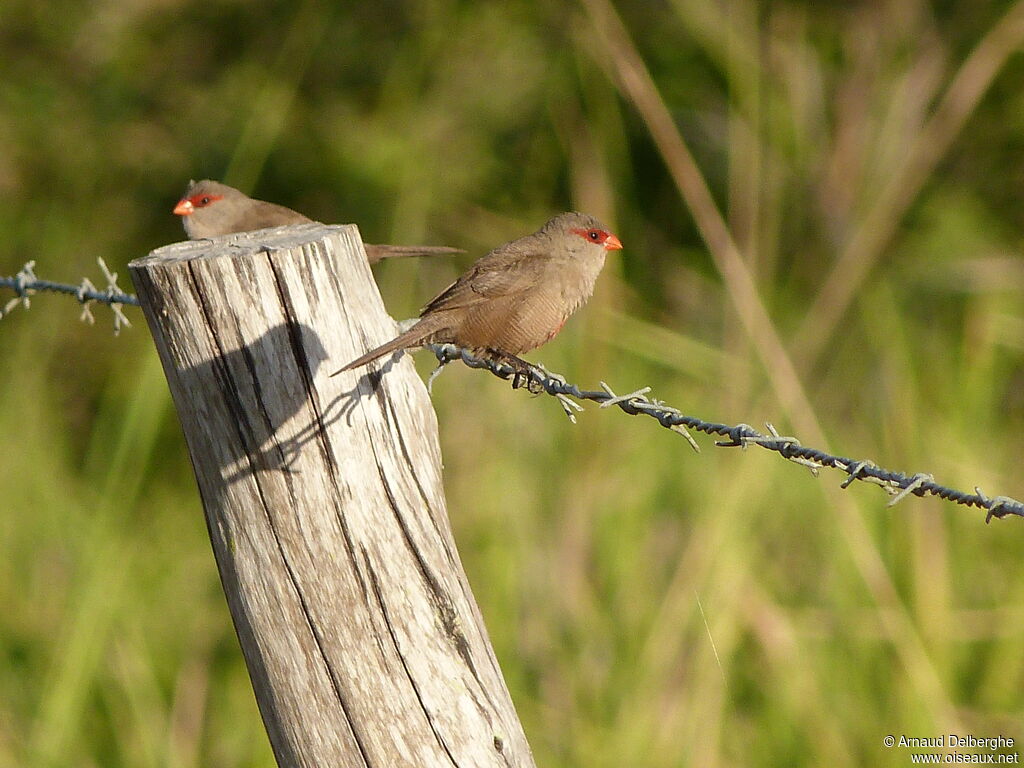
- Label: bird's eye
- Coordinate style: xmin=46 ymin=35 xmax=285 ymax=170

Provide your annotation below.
xmin=571 ymin=226 xmax=610 ymax=245
xmin=200 ymin=196 xmax=211 ymax=205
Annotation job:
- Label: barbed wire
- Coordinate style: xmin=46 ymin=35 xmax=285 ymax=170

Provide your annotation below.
xmin=0 ymin=260 xmax=139 ymax=333
xmin=2 ymin=262 xmax=1020 ymax=523
xmin=425 ymin=343 xmax=1024 ymax=524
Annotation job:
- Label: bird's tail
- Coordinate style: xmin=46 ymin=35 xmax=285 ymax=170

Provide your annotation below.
xmin=332 ymin=317 xmax=444 ymax=374
xmin=364 ymin=244 xmax=464 ymax=265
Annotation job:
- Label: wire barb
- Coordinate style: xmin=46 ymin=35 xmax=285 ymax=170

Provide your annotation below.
xmin=714 ymin=424 xmax=757 ymax=449
xmin=598 ymin=381 xmax=653 ymax=408
xmin=427 ymin=358 xmax=451 ymax=394
xmin=762 ymin=423 xmax=820 ymax=476
xmin=426 ymin=343 xmax=1024 ymax=524
xmin=0 ymin=261 xmax=38 ymax=317
xmin=556 ymin=393 xmax=584 ymax=424
xmin=974 ymin=488 xmax=1020 ymax=524
xmin=0 ymin=259 xmax=140 ymax=333
xmin=886 ymin=473 xmax=935 ymax=508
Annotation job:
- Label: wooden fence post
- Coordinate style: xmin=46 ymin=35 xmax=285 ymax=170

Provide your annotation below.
xmin=129 ymin=224 xmax=535 ymax=768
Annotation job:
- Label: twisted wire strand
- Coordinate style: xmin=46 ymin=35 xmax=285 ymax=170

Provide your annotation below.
xmin=426 ymin=343 xmax=1024 ymax=524
xmin=0 ymin=260 xmax=138 ymax=333
xmin=2 ymin=262 xmax=1019 ymax=523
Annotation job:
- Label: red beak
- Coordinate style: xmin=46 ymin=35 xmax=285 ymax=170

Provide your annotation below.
xmin=172 ymin=198 xmax=194 ymax=216
xmin=604 ymin=233 xmax=623 ymax=251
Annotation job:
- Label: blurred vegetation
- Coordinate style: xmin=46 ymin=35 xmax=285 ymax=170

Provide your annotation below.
xmin=2 ymin=0 xmax=1023 ymax=765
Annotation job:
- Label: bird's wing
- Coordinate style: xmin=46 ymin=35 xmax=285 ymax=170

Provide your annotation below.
xmin=250 ymin=200 xmax=313 ymax=229
xmin=421 ymin=248 xmax=546 ymax=315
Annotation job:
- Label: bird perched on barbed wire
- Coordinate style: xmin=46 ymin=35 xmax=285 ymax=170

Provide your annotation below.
xmin=172 ymin=179 xmax=463 ymax=264
xmin=334 ymin=211 xmax=622 ymax=375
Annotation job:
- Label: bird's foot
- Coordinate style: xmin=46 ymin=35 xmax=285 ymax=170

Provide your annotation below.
xmin=484 ymin=349 xmax=545 ymax=393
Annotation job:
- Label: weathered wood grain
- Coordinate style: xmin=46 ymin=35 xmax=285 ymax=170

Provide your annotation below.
xmin=129 ymin=224 xmax=535 ymax=768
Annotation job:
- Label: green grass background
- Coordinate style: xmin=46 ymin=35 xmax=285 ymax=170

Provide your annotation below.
xmin=2 ymin=0 xmax=1023 ymax=765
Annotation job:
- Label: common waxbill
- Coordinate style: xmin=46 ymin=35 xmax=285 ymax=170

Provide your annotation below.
xmin=172 ymin=180 xmax=463 ymax=264
xmin=335 ymin=212 xmax=622 ymax=373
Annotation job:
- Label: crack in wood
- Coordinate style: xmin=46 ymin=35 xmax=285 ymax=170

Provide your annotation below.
xmin=264 ymin=249 xmax=340 ymax=475
xmin=363 ymin=549 xmax=460 ymax=767
xmin=370 ymin=455 xmax=485 ymax=695
xmin=260 ymin=251 xmax=377 ymax=617
xmin=380 ymin=396 xmax=457 ymax=569
xmin=186 ymin=261 xmax=263 ymax=468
